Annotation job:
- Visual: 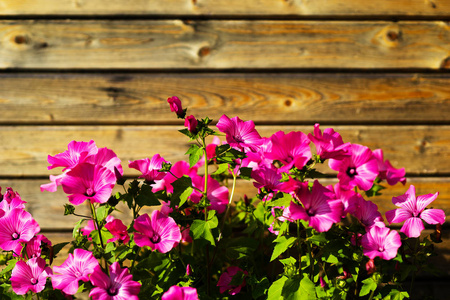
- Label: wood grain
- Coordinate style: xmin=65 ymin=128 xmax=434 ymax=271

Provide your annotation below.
xmin=0 ymin=73 xmax=449 ymax=124
xmin=0 ymin=20 xmax=449 ymax=69
xmin=0 ymin=0 xmax=449 ymax=17
xmin=1 ymin=125 xmax=449 ymax=176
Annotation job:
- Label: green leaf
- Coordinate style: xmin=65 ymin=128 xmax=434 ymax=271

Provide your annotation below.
xmin=365 ymin=182 xmax=386 ymax=197
xmin=271 ymin=236 xmax=297 ymax=261
xmin=212 ymin=163 xmax=229 ymax=175
xmin=136 ymin=184 xmax=160 ymax=207
xmin=282 ymin=275 xmax=317 ymax=300
xmin=252 ymin=277 xmax=270 ymax=299
xmin=63 ymin=204 xmax=75 ymax=215
xmin=360 ymin=277 xmax=378 ymax=297
xmin=170 ymin=176 xmax=193 ymax=208
xmin=52 ymin=242 xmax=70 ymax=257
xmin=267 ymin=276 xmax=288 ymax=300
xmin=388 ymin=289 xmax=409 ymax=300
xmin=96 ymin=205 xmax=109 ymax=222
xmin=0 ymin=259 xmax=17 ymax=276
xmin=239 ymin=167 xmax=253 ymax=180
xmin=186 ymin=144 xmax=203 ymax=167
xmin=72 ymin=219 xmax=86 ymax=238
xmin=190 ymin=215 xmax=219 ymax=246
xmin=266 ymin=193 xmax=292 ymax=207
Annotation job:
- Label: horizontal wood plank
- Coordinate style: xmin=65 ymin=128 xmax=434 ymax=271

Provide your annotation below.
xmin=0 ymin=0 xmax=449 ymax=17
xmin=1 ymin=125 xmax=449 ymax=176
xmin=0 ymin=73 xmax=449 ymax=124
xmin=0 ymin=20 xmax=449 ymax=69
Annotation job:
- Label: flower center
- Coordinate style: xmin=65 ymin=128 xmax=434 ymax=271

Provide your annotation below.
xmin=108 ymin=286 xmax=119 ymax=296
xmin=346 ymin=167 xmax=357 ymax=178
xmin=378 ymin=246 xmax=385 ymax=252
xmin=150 ymin=233 xmax=161 ymax=244
xmin=11 ymin=232 xmax=19 ymax=240
xmin=234 ymin=134 xmax=244 ymax=144
xmin=30 ymin=278 xmax=37 ymax=285
xmin=74 ymin=271 xmax=81 ymax=278
xmin=85 ymin=187 xmax=96 ymax=197
xmin=307 ymin=208 xmax=315 ymax=216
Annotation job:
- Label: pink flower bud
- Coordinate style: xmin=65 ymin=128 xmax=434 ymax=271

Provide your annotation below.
xmin=167 ymin=96 xmax=185 ymax=118
xmin=366 ymin=259 xmax=376 ymax=274
xmin=184 ymin=115 xmax=198 ymax=133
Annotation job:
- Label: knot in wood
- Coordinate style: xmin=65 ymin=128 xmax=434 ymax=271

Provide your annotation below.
xmin=198 ymin=46 xmax=211 ymax=57
xmin=386 ymin=31 xmax=400 ymax=42
xmin=14 ymin=35 xmax=29 ymax=44
xmin=440 ymin=57 xmax=450 ymax=69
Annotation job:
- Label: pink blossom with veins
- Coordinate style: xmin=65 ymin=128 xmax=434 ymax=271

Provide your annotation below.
xmin=385 ymin=185 xmax=445 ymax=238
xmin=289 ymin=180 xmax=343 ymax=232
xmin=128 ymin=154 xmax=170 ymax=182
xmin=52 ymin=248 xmax=99 ymax=295
xmin=251 ymin=166 xmax=284 ymax=193
xmin=61 ymin=163 xmax=116 ymax=205
xmin=326 ymin=183 xmax=360 ymax=216
xmin=0 ymin=188 xmax=26 ymax=216
xmin=361 ymin=225 xmax=401 ymax=260
xmin=85 ymin=147 xmax=123 ymax=179
xmin=216 ymin=114 xmax=263 ymax=152
xmin=308 ymin=123 xmax=351 ymax=160
xmin=329 ymin=143 xmax=379 ymax=191
xmin=25 ymin=234 xmax=52 ymax=259
xmin=162 ymin=285 xmax=199 ymax=300
xmin=265 ymin=130 xmax=312 ymax=172
xmin=11 ymin=257 xmax=52 ymax=295
xmin=0 ymin=208 xmax=40 ymax=254
xmin=353 ymin=196 xmax=385 ymax=228
xmin=191 ymin=175 xmax=229 ymax=214
xmin=152 ymin=161 xmax=198 ymax=194
xmin=134 ymin=210 xmax=181 ymax=253
xmin=89 ymin=262 xmax=141 ymax=300
xmin=373 ymin=149 xmax=406 ymax=186
xmin=46 ymin=140 xmax=98 ymax=171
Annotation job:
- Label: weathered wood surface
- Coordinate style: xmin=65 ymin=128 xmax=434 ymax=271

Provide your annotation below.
xmin=0 ymin=0 xmax=449 ymax=17
xmin=0 ymin=20 xmax=449 ymax=70
xmin=1 ymin=178 xmax=448 ymax=230
xmin=0 ymin=73 xmax=449 ymax=124
xmin=0 ymin=125 xmax=449 ymax=176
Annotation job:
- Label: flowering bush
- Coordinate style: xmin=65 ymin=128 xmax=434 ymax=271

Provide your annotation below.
xmin=0 ymin=97 xmax=445 ymax=300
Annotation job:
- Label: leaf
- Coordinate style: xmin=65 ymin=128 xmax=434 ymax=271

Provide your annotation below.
xmin=190 ymin=215 xmax=219 ymax=246
xmin=96 ymin=205 xmax=109 ymax=222
xmin=64 ymin=204 xmax=75 ymax=215
xmin=267 ymin=276 xmax=288 ymax=300
xmin=72 ymin=219 xmax=86 ymax=238
xmin=185 ymin=144 xmax=203 ymax=167
xmin=282 ymin=275 xmax=317 ymax=300
xmin=360 ymin=277 xmax=378 ymax=297
xmin=270 ymin=236 xmax=297 ymax=262
xmin=239 ymin=167 xmax=253 ymax=180
xmin=389 ymin=289 xmax=409 ymax=300
xmin=365 ymin=183 xmax=386 ymax=197
xmin=212 ymin=163 xmax=229 ymax=175
xmin=170 ymin=176 xmax=193 ymax=208
xmin=52 ymin=242 xmax=70 ymax=257
xmin=0 ymin=259 xmax=17 ymax=276
xmin=136 ymin=184 xmax=160 ymax=207
xmin=252 ymin=277 xmax=270 ymax=299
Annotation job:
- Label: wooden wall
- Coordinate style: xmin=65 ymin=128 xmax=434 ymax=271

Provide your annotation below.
xmin=0 ymin=0 xmax=449 ymax=286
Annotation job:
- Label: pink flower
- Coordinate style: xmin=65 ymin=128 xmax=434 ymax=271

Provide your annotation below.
xmin=216 ymin=115 xmax=263 ymax=152
xmin=265 ymin=130 xmax=311 ymax=171
xmin=129 ymin=154 xmax=169 ymax=183
xmin=84 ymin=147 xmax=124 ymax=180
xmin=185 ymin=115 xmax=198 ymax=133
xmin=385 ymin=185 xmax=445 ymax=238
xmin=361 ymin=225 xmax=401 ymax=260
xmin=52 ymin=248 xmax=99 ymax=295
xmin=25 ymin=234 xmax=52 ymax=259
xmin=373 ymin=149 xmax=406 ymax=186
xmin=289 ymin=180 xmax=343 ymax=232
xmin=329 ymin=144 xmax=379 ymax=191
xmin=80 ymin=219 xmax=97 ymax=240
xmin=191 ymin=175 xmax=229 ymax=214
xmin=61 ymin=163 xmax=116 ymax=205
xmin=0 ymin=208 xmax=40 ymax=254
xmin=90 ymin=262 xmax=141 ymax=300
xmin=252 ymin=166 xmax=284 ymax=193
xmin=162 ymin=286 xmax=199 ymax=300
xmin=308 ymin=124 xmax=351 ymax=160
xmin=152 ymin=161 xmax=198 ymax=194
xmin=366 ymin=259 xmax=376 ymax=274
xmin=167 ymin=96 xmax=185 ymax=118
xmin=105 ymin=218 xmax=130 ymax=244
xmin=134 ymin=210 xmax=181 ymax=253
xmin=11 ymin=257 xmax=52 ymax=295
xmin=46 ymin=140 xmax=98 ymax=171
xmin=0 ymin=188 xmax=26 ymax=215
xmin=217 ymin=266 xmax=248 ymax=295
xmin=326 ymin=183 xmax=359 ymax=216
xmin=352 ymin=196 xmax=385 ymax=228
xmin=181 ymin=226 xmax=193 ymax=244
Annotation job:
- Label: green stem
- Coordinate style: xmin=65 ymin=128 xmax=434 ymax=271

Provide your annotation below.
xmin=368 ymin=288 xmax=376 ymax=300
xmin=201 ymin=137 xmax=211 ymax=296
xmin=218 ymin=171 xmax=237 ymax=241
xmin=89 ymin=202 xmax=108 ymax=274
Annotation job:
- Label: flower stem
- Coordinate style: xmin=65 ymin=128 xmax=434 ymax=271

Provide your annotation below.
xmin=218 ymin=171 xmax=237 ymax=242
xmin=201 ymin=136 xmax=211 ymax=296
xmin=89 ymin=202 xmax=108 ymax=274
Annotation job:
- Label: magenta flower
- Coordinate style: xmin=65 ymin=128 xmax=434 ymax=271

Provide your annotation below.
xmin=289 ymin=180 xmax=343 ymax=232
xmin=353 ymin=196 xmax=385 ymax=228
xmin=217 ymin=266 xmax=248 ymax=295
xmin=85 ymin=147 xmax=124 ymax=179
xmin=80 ymin=219 xmax=97 ymax=240
xmin=105 ymin=218 xmax=130 ymax=244
xmin=185 ymin=115 xmax=198 ymax=133
xmin=25 ymin=234 xmax=52 ymax=259
xmin=52 ymin=248 xmax=99 ymax=295
xmin=216 ymin=115 xmax=263 ymax=152
xmin=162 ymin=286 xmax=199 ymax=300
xmin=167 ymin=96 xmax=185 ymax=118
xmin=329 ymin=143 xmax=379 ymax=191
xmin=385 ymin=185 xmax=445 ymax=238
xmin=46 ymin=140 xmax=98 ymax=171
xmin=0 ymin=208 xmax=40 ymax=254
xmin=134 ymin=210 xmax=181 ymax=253
xmin=373 ymin=149 xmax=406 ymax=186
xmin=308 ymin=124 xmax=351 ymax=160
xmin=11 ymin=257 xmax=52 ymax=295
xmin=265 ymin=130 xmax=311 ymax=172
xmin=40 ymin=173 xmax=66 ymax=193
xmin=129 ymin=154 xmax=169 ymax=182
xmin=191 ymin=175 xmax=229 ymax=213
xmin=90 ymin=262 xmax=141 ymax=300
xmin=152 ymin=161 xmax=198 ymax=194
xmin=361 ymin=225 xmax=401 ymax=260
xmin=252 ymin=166 xmax=284 ymax=193
xmin=0 ymin=189 xmax=26 ymax=215
xmin=326 ymin=183 xmax=359 ymax=216
xmin=61 ymin=163 xmax=116 ymax=205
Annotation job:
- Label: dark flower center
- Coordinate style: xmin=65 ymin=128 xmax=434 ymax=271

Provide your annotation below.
xmin=234 ymin=134 xmax=244 ymax=144
xmin=346 ymin=167 xmax=357 ymax=178
xmin=107 ymin=286 xmax=119 ymax=296
xmin=307 ymin=208 xmax=315 ymax=216
xmin=84 ymin=187 xmax=96 ymax=197
xmin=30 ymin=278 xmax=38 ymax=285
xmin=150 ymin=233 xmax=161 ymax=244
xmin=11 ymin=232 xmax=19 ymax=240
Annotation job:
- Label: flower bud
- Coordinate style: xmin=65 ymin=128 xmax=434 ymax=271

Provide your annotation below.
xmin=167 ymin=96 xmax=186 ymax=118
xmin=365 ymin=259 xmax=376 ymax=274
xmin=184 ymin=115 xmax=198 ymax=133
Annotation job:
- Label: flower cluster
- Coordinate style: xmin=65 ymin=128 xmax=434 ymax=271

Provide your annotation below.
xmin=0 ymin=97 xmax=445 ymax=300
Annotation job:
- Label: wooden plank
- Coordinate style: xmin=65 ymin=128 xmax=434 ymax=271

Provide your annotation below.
xmin=0 ymin=0 xmax=449 ymax=17
xmin=0 ymin=73 xmax=449 ymax=124
xmin=1 ymin=177 xmax=449 ymax=230
xmin=0 ymin=20 xmax=449 ymax=69
xmin=0 ymin=125 xmax=449 ymax=176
